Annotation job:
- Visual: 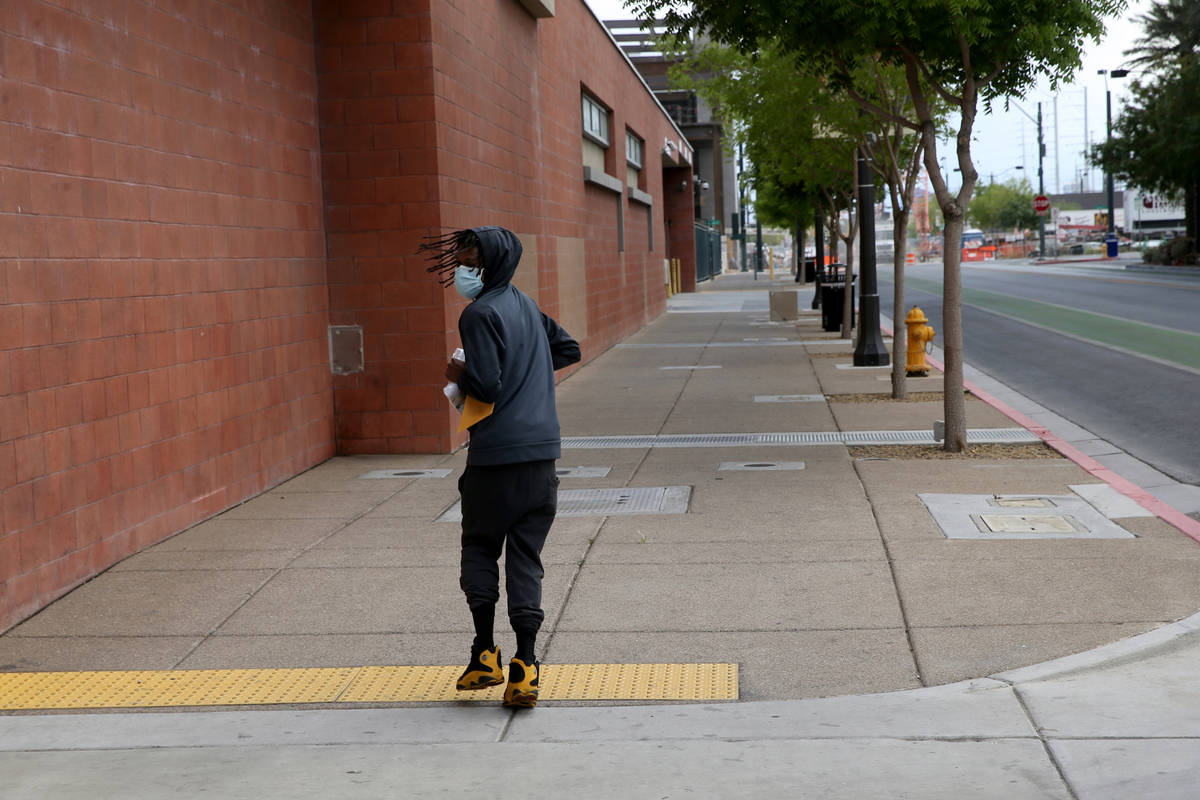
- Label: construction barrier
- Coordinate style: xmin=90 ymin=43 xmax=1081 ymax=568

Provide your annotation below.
xmin=961 ymin=245 xmax=997 ymax=262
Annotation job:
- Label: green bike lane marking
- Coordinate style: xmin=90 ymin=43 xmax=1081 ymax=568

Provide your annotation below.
xmin=903 ymin=276 xmax=1200 ymax=371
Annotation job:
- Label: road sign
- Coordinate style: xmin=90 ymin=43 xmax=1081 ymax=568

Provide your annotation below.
xmin=1034 ymin=195 xmax=1050 ymax=215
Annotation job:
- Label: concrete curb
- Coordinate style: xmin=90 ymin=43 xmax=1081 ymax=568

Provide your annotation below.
xmin=992 ymin=609 xmax=1200 ymax=684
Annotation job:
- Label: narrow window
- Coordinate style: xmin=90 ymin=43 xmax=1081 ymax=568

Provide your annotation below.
xmin=582 ymin=94 xmax=609 ymax=146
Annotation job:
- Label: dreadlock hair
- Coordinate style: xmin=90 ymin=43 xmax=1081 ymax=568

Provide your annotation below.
xmin=417 ymin=229 xmax=479 ymax=286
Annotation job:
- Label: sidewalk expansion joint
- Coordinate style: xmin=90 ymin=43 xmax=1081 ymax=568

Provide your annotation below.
xmin=0 ymin=663 xmax=738 ymax=710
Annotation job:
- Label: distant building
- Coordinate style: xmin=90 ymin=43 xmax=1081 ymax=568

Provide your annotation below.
xmin=603 ymin=18 xmax=740 ymax=277
xmin=1123 ymin=192 xmax=1188 ymax=239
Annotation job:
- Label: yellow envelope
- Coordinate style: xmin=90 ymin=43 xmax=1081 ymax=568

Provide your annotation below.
xmin=457 ymin=395 xmax=495 ymax=432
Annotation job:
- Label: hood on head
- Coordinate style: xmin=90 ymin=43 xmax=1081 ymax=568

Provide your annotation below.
xmin=472 ymin=227 xmax=522 ymax=293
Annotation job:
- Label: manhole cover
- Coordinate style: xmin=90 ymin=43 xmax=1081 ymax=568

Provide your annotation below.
xmin=718 ymin=462 xmax=806 ymax=471
xmin=359 ymin=469 xmax=453 ymax=480
xmin=975 ymin=514 xmax=1084 ymax=534
xmin=436 ymin=486 xmax=691 ymax=522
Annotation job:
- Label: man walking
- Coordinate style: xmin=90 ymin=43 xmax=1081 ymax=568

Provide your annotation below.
xmin=420 ymin=227 xmax=580 ymax=708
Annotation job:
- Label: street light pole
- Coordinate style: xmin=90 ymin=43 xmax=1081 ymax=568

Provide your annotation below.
xmin=1099 ymin=68 xmax=1128 ymax=252
xmin=738 ymin=144 xmax=747 ymax=272
xmin=853 ymin=144 xmax=888 ymax=367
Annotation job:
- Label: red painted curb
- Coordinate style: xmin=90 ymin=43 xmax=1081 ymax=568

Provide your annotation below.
xmin=881 ymin=322 xmax=1200 ymax=544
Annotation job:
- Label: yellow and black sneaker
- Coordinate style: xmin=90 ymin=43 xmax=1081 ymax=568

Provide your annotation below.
xmin=502 ymin=658 xmax=540 ymax=708
xmin=456 ymin=645 xmax=504 ymax=691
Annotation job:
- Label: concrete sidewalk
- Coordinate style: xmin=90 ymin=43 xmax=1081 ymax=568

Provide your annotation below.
xmin=2 ymin=270 xmax=1199 ymax=798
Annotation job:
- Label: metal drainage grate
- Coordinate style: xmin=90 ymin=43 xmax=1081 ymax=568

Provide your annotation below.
xmin=719 ymin=462 xmax=806 ymax=471
xmin=556 ymin=466 xmax=612 ymax=478
xmin=562 ymin=429 xmax=1040 ymax=449
xmin=754 ymin=394 xmax=825 ymax=403
xmin=617 ymin=341 xmax=806 ymax=348
xmin=359 ymin=469 xmax=453 ymax=480
xmin=659 ymin=365 xmax=723 ymax=370
xmin=436 ymin=486 xmax=691 ymax=522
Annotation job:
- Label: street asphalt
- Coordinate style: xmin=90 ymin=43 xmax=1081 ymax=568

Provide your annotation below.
xmin=1 ymin=268 xmax=1198 ymax=799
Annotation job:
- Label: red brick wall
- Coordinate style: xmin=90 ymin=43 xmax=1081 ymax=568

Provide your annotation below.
xmin=0 ymin=0 xmax=334 ymax=631
xmin=665 ymin=167 xmax=699 ymax=293
xmin=321 ymin=0 xmax=695 ymax=454
xmin=316 ymin=0 xmax=455 ymax=455
xmin=0 ymin=0 xmax=694 ymax=631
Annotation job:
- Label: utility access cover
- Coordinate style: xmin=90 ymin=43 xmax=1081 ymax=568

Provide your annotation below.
xmin=919 ymin=493 xmax=1136 ymax=540
xmin=436 ymin=486 xmax=691 ymax=522
xmin=556 ymin=466 xmax=612 ymax=479
xmin=359 ymin=469 xmax=453 ymax=480
xmin=975 ymin=514 xmax=1085 ymax=534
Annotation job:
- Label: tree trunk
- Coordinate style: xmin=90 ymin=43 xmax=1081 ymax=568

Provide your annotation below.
xmin=942 ymin=211 xmax=967 ymax=452
xmin=794 ymin=219 xmax=806 ymax=282
xmin=1187 ymin=177 xmax=1199 ymax=252
xmin=891 ymin=208 xmax=909 ymax=400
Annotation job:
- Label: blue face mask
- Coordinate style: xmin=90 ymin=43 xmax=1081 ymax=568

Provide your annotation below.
xmin=454 ymin=266 xmax=483 ymax=300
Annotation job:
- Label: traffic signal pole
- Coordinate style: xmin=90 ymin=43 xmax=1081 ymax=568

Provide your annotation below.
xmin=1038 ymin=102 xmax=1046 ymax=258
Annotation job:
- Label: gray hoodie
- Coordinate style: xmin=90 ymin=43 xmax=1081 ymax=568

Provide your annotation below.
xmin=456 ymin=227 xmax=581 ymax=465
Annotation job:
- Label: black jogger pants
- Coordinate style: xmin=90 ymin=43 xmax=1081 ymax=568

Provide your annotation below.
xmin=458 ymin=459 xmax=559 ymax=635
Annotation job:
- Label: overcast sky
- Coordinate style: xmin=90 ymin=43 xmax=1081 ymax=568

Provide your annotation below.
xmin=582 ymin=0 xmax=1157 ymax=196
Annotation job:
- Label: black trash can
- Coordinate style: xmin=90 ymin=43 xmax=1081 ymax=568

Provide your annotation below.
xmin=804 ymin=257 xmax=816 ymax=282
xmin=820 ymin=276 xmax=856 ymax=332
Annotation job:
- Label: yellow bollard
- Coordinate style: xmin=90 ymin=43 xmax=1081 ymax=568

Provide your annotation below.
xmin=905 ymin=306 xmax=936 ymax=376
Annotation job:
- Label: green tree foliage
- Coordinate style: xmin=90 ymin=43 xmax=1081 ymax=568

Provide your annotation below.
xmin=634 ymin=0 xmax=1120 ymax=451
xmin=967 ymin=178 xmax=1039 ymax=232
xmin=669 ymin=41 xmax=871 ymax=335
xmin=1091 ymin=0 xmax=1200 ymax=254
xmin=671 ymin=38 xmax=947 ymax=392
xmin=668 ymin=41 xmax=870 ymax=229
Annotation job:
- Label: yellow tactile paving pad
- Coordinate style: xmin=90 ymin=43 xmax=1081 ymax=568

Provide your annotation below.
xmin=0 ymin=663 xmax=738 ymax=710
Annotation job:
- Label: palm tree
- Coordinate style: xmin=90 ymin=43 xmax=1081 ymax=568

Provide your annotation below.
xmin=1125 ymin=0 xmax=1200 ymax=73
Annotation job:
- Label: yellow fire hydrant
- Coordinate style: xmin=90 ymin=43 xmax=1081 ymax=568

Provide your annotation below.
xmin=905 ymin=306 xmax=935 ymax=376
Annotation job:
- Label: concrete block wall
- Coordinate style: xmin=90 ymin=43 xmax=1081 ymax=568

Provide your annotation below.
xmin=0 ymin=0 xmax=693 ymax=631
xmin=316 ymin=0 xmax=458 ymax=455
xmin=319 ymin=0 xmax=695 ymax=455
xmin=0 ymin=0 xmax=335 ymax=631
